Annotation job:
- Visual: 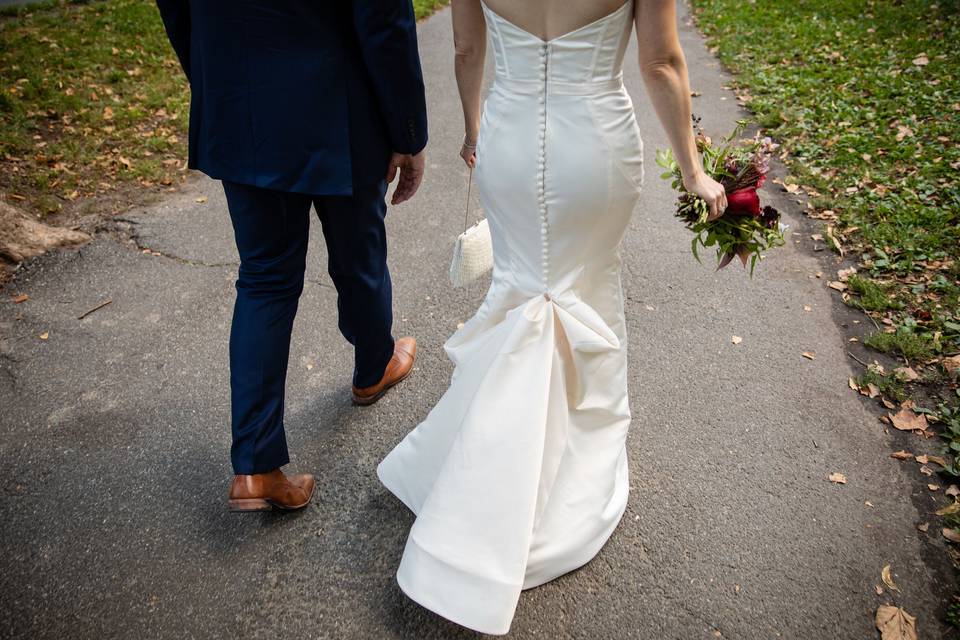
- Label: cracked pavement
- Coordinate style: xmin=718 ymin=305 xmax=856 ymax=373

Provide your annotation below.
xmin=0 ymin=4 xmax=953 ymax=639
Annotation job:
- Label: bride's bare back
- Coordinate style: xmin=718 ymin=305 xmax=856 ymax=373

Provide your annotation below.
xmin=480 ymin=0 xmax=629 ymax=41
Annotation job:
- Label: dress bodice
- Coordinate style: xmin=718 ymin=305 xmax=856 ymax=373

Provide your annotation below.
xmin=480 ymin=1 xmax=634 ymax=86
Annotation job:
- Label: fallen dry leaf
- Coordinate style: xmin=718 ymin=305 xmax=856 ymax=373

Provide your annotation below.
xmin=731 ymin=335 xmax=742 ymax=345
xmin=802 ymin=351 xmax=816 ymax=360
xmin=916 ymin=454 xmax=947 ymax=467
xmin=804 ymin=305 xmax=812 ymax=312
xmin=912 ymin=54 xmax=929 ymax=66
xmin=929 ymin=484 xmax=940 ymax=491
xmin=882 ymin=397 xmax=897 ymax=410
xmin=875 ymin=584 xmax=884 ymax=595
xmin=828 ymin=472 xmax=847 ymax=484
xmin=919 ymin=465 xmax=934 ymax=476
xmin=881 ymin=565 xmax=900 ymax=593
xmin=837 ymin=266 xmax=857 ymax=281
xmin=935 ymin=501 xmax=960 ymax=517
xmin=889 ymin=405 xmax=929 ymax=432
xmin=867 ymin=383 xmax=881 ymax=398
xmin=11 ymin=293 xmax=28 ymax=304
xmin=827 ymin=281 xmax=847 ymax=292
xmin=895 ymin=125 xmax=914 ymax=141
xmin=848 ymin=377 xmax=859 ymax=391
xmin=893 ymin=366 xmax=919 ymax=382
xmin=39 ymin=332 xmax=49 ymax=340
xmin=944 ymin=354 xmax=960 ymax=379
xmin=195 ymin=196 xmax=208 ymax=204
xmin=890 ymin=450 xmax=913 ymax=460
xmin=943 ymin=528 xmax=960 ymax=543
xmin=875 ymin=605 xmax=917 ymax=640
xmin=917 ymin=522 xmax=929 ymax=533
xmin=946 ymin=485 xmax=959 ymax=498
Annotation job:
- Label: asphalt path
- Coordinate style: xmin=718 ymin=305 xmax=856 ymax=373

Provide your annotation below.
xmin=0 ymin=3 xmax=951 ymax=638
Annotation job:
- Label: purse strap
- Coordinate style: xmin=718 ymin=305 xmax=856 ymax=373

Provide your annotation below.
xmin=463 ymin=166 xmax=473 ymax=233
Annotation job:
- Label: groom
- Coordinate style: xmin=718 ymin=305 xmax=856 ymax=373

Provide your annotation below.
xmin=156 ymin=1 xmax=428 ymax=511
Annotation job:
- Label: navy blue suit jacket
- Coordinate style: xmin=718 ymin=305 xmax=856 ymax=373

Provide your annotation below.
xmin=156 ymin=0 xmax=428 ymax=195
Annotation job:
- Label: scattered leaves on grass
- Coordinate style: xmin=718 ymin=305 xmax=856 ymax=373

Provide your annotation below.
xmin=828 ymin=472 xmax=847 ymax=484
xmin=875 ymin=605 xmax=918 ymax=640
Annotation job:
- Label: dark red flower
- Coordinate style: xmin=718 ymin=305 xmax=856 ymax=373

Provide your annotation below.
xmin=760 ymin=205 xmax=780 ymax=230
xmin=725 ymin=186 xmax=761 ymax=217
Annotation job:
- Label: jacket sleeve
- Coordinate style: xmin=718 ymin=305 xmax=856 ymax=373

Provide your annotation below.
xmin=156 ymin=0 xmax=192 ymax=82
xmin=352 ymin=0 xmax=429 ymax=155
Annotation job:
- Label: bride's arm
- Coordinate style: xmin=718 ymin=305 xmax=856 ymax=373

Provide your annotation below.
xmin=452 ymin=0 xmax=486 ymax=167
xmin=635 ymin=0 xmax=726 ymax=219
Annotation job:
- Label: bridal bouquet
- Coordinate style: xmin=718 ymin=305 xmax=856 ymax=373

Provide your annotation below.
xmin=656 ymin=118 xmax=786 ymax=274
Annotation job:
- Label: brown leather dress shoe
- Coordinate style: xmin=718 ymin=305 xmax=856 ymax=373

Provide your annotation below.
xmin=228 ymin=469 xmax=316 ymax=512
xmin=352 ymin=336 xmax=417 ymax=406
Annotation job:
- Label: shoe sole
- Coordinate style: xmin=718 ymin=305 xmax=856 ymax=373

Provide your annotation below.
xmin=351 ymin=366 xmax=414 ymax=407
xmin=228 ymin=481 xmax=316 ymax=513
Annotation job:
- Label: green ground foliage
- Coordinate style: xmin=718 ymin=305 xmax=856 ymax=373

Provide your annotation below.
xmin=689 ymin=0 xmax=960 ymax=364
xmin=0 ymin=0 xmax=448 ymax=218
xmin=0 ymin=0 xmax=191 ymax=215
xmin=689 ymin=0 xmax=960 ymax=619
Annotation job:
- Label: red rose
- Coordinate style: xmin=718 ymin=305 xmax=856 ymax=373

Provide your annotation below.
xmin=725 ymin=186 xmax=761 ymax=216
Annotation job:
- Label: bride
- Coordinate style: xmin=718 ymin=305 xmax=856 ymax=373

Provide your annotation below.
xmin=378 ymin=0 xmax=727 ymax=634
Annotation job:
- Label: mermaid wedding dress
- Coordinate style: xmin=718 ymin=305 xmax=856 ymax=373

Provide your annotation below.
xmin=378 ymin=1 xmax=642 ymax=634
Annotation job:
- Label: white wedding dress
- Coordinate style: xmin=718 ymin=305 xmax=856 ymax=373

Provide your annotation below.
xmin=378 ymin=1 xmax=643 ymax=634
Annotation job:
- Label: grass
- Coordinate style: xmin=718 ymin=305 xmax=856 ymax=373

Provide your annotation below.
xmin=856 ymin=368 xmax=907 ymax=403
xmin=413 ymin=0 xmax=450 ymax=19
xmin=688 ymin=2 xmax=960 ymax=622
xmin=864 ymin=328 xmax=937 ymax=362
xmin=0 ymin=0 xmax=448 ymax=220
xmin=688 ymin=0 xmax=960 ymax=366
xmin=0 ymin=0 xmax=190 ymax=216
xmin=846 ymin=274 xmax=901 ymax=312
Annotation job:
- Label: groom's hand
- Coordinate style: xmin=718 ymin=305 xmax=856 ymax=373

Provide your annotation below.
xmin=387 ymin=151 xmax=425 ymax=205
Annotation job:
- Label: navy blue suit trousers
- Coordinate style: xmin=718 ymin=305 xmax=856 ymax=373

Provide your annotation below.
xmin=223 ymin=181 xmax=395 ymax=474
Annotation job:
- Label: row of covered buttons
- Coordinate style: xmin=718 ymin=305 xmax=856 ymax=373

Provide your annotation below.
xmin=538 ymin=43 xmax=549 ymax=292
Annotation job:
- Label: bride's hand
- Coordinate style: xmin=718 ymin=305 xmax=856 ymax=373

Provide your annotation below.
xmin=460 ymin=138 xmax=477 ymax=168
xmin=683 ymin=171 xmax=727 ymax=221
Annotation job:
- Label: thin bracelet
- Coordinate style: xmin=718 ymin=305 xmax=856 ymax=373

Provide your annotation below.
xmin=462 ymin=137 xmax=477 ymax=150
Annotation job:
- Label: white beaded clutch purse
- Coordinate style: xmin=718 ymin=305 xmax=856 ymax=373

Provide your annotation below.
xmin=450 ymin=167 xmax=493 ymax=288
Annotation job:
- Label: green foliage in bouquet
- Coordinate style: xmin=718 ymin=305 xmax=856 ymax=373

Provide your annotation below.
xmin=656 ymin=119 xmax=786 ymax=275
